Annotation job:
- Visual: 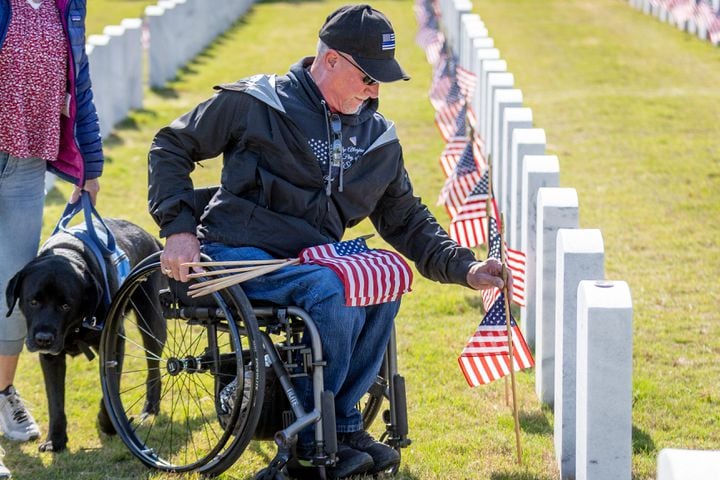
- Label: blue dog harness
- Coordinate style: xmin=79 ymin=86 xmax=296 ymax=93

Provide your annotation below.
xmin=50 ymin=192 xmax=130 ymax=331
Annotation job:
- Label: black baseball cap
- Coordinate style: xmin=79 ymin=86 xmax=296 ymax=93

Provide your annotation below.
xmin=319 ymin=4 xmax=410 ymax=83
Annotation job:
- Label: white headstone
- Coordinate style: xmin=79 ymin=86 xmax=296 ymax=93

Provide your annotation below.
xmin=554 ymin=229 xmax=605 ymax=479
xmin=576 ymin=280 xmax=633 ymax=480
xmin=484 ymin=72 xmax=514 ymax=161
xmin=490 ymin=89 xmax=522 ymax=203
xmin=520 ymin=155 xmax=560 ymax=348
xmin=657 ymin=449 xmax=720 ymax=480
xmin=500 ymin=108 xmax=532 ymax=225
xmin=534 ymin=187 xmax=578 ymax=405
xmin=510 ymin=128 xmax=546 ymax=250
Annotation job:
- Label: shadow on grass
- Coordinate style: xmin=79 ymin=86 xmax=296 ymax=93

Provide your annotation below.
xmin=3 ymin=439 xmax=150 ymax=480
xmin=519 ymin=409 xmax=553 ymax=436
xmin=491 ymin=472 xmax=554 ymax=480
xmin=632 ymin=424 xmax=656 ymax=455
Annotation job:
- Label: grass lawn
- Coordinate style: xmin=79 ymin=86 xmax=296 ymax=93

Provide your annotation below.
xmin=5 ymin=0 xmax=719 ymax=479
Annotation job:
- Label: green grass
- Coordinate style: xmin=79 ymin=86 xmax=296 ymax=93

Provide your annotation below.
xmin=6 ymin=0 xmax=719 ymax=479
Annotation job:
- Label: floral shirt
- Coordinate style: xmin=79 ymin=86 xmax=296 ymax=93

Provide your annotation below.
xmin=0 ymin=0 xmax=67 ymax=161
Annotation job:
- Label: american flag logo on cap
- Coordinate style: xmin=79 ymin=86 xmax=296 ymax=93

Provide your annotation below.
xmin=381 ymin=33 xmax=395 ymax=51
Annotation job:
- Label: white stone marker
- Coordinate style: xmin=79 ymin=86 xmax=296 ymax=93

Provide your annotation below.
xmin=483 ymin=72 xmax=514 ymax=159
xmin=102 ymin=25 xmax=127 ymax=128
xmin=500 ymin=108 xmax=532 ymax=226
xmin=554 ymin=229 xmax=605 ymax=480
xmin=534 ymin=187 xmax=578 ymax=406
xmin=490 ymin=89 xmax=522 ymax=201
xmin=657 ymin=449 xmax=720 ymax=480
xmin=86 ymin=35 xmax=113 ymax=138
xmin=520 ymin=155 xmax=560 ymax=349
xmin=146 ymin=5 xmax=171 ymax=88
xmin=459 ymin=14 xmax=483 ymax=70
xmin=477 ymin=59 xmax=507 ymax=138
xmin=471 ymin=49 xmax=501 ymax=135
xmin=576 ymin=280 xmax=632 ymax=480
xmin=121 ymin=19 xmax=144 ymax=111
xmin=509 ymin=128 xmax=546 ymax=250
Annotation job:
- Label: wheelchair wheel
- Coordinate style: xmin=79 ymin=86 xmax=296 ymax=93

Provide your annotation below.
xmin=99 ymin=257 xmax=265 ymax=475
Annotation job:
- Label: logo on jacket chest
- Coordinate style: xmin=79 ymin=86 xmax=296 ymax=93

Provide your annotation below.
xmin=308 ymin=138 xmax=365 ymax=170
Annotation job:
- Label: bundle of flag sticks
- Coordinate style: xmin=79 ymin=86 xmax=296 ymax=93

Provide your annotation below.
xmin=183 ymin=258 xmax=299 ymax=298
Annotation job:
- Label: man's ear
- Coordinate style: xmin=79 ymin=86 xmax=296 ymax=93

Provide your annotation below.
xmin=5 ymin=270 xmax=23 ymax=317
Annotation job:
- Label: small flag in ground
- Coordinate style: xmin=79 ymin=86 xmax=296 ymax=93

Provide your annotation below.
xmin=299 ymin=237 xmax=413 ymax=307
xmin=458 ymin=292 xmax=534 ymax=387
xmin=456 ymin=65 xmax=477 ymax=100
xmin=481 ymin=216 xmax=526 ymax=309
xmin=435 ymin=100 xmax=467 ymax=142
xmin=439 ymin=135 xmax=469 ymax=177
xmin=448 ymin=169 xmax=493 ymax=247
xmin=438 ymin=139 xmax=482 ymax=218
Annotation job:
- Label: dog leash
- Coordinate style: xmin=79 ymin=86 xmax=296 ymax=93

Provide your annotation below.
xmin=51 ymin=191 xmax=130 ymax=331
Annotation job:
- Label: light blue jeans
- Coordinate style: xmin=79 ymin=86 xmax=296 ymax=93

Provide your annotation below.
xmin=202 ymin=243 xmax=400 ymax=444
xmin=0 ymin=152 xmax=46 ymax=355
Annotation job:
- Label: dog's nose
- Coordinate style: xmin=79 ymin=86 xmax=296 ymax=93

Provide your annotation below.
xmin=34 ymin=332 xmax=55 ymax=348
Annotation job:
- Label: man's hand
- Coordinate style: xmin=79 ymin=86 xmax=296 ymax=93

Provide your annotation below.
xmin=466 ymin=259 xmax=512 ymax=298
xmin=161 ymin=232 xmax=201 ymax=282
xmin=70 ymin=178 xmax=100 ymax=205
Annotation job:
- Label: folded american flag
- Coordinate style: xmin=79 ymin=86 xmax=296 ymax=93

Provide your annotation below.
xmin=299 ymin=237 xmax=413 ymax=307
xmin=458 ymin=292 xmax=534 ymax=387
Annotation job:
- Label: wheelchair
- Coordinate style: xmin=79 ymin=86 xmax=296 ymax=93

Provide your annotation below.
xmin=98 ymin=249 xmax=411 ymax=478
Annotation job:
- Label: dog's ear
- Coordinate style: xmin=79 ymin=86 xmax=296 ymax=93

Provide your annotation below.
xmin=5 ymin=270 xmax=23 ymax=317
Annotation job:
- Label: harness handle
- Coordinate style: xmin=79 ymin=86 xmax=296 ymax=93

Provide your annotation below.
xmin=52 ymin=190 xmax=117 ymax=256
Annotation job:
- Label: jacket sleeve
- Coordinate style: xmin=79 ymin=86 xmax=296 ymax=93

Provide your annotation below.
xmin=71 ymin=0 xmax=104 ymax=181
xmin=370 ymin=145 xmax=477 ymax=287
xmin=148 ymin=90 xmax=250 ymax=238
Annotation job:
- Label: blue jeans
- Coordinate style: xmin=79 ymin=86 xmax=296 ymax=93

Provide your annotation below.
xmin=202 ymin=243 xmax=400 ymax=442
xmin=0 ymin=152 xmax=46 ymax=355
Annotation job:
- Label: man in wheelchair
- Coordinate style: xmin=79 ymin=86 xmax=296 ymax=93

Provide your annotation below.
xmin=148 ymin=4 xmax=507 ymax=477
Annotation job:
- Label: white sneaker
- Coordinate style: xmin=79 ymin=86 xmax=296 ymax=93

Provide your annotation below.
xmin=0 ymin=386 xmax=40 ymax=442
xmin=0 ymin=447 xmax=11 ymax=479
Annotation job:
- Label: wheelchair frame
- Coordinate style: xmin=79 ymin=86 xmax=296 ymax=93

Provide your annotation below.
xmin=98 ymin=252 xmax=410 ymax=478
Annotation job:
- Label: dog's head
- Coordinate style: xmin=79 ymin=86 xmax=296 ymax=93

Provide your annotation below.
xmin=6 ymin=254 xmax=103 ymax=355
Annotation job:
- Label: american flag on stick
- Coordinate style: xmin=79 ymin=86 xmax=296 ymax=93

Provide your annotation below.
xmin=438 ymin=140 xmax=483 ymax=218
xmin=458 ymin=292 xmax=534 ymax=387
xmin=435 ymin=100 xmax=467 ymax=143
xmin=448 ymin=168 xmax=495 ymax=247
xmin=481 ymin=216 xmax=526 ymax=310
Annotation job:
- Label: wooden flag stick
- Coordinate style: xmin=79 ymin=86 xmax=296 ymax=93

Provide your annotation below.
xmin=500 ymin=214 xmax=522 ymax=465
xmin=182 ymin=258 xmax=292 ymax=268
xmin=190 ymin=258 xmax=300 ymax=297
xmin=186 ymin=265 xmax=264 ymax=279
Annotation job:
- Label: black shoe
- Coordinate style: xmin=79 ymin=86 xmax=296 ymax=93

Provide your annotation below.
xmin=286 ymin=444 xmax=374 ymax=479
xmin=338 ymin=430 xmax=400 ymax=474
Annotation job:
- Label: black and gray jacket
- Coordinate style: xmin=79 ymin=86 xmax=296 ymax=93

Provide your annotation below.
xmin=148 ymin=57 xmax=476 ymax=286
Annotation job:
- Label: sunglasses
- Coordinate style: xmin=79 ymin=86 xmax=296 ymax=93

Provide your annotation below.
xmin=336 ymin=51 xmax=378 ymax=86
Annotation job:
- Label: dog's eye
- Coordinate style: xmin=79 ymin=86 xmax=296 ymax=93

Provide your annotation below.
xmin=28 ymin=299 xmax=39 ymax=307
xmin=60 ymin=304 xmax=71 ymax=312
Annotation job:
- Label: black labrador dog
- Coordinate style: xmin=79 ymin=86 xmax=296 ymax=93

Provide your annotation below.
xmin=5 ymin=218 xmax=165 ymax=452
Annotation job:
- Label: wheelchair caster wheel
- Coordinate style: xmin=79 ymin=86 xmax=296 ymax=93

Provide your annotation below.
xmin=255 ymin=467 xmax=289 ymax=480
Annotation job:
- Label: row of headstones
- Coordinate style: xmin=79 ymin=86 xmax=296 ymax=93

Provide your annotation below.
xmin=86 ymin=0 xmax=255 ymax=139
xmin=629 ymin=0 xmax=720 ymax=46
xmin=44 ymin=0 xmax=255 ymax=193
xmin=437 ymin=0 xmax=634 ymax=479
xmin=438 ymin=1 xmax=720 ymax=478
